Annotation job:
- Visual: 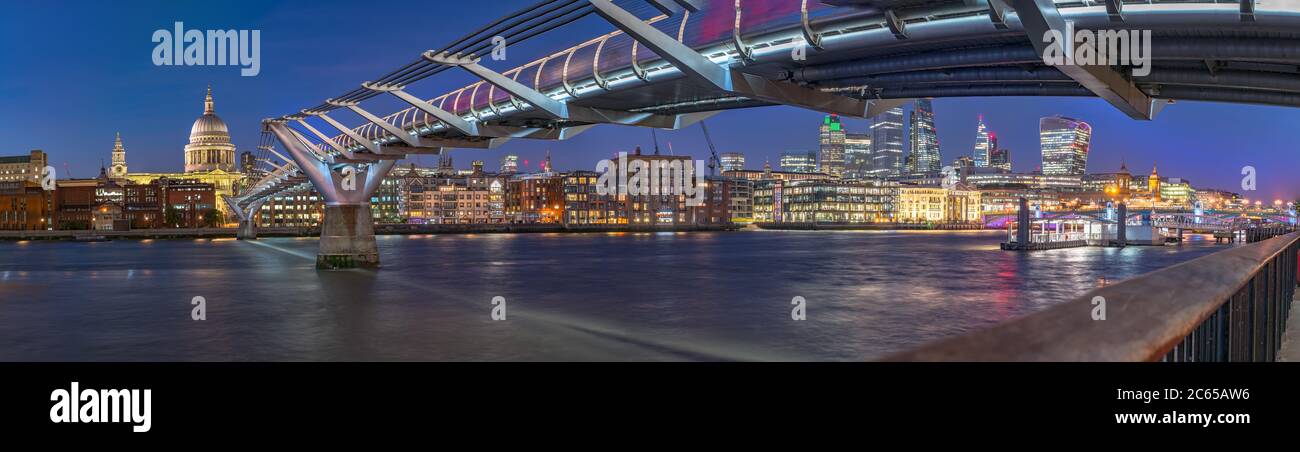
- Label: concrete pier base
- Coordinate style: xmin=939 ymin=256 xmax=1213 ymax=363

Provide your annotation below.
xmin=237 ymin=220 xmax=257 ymax=240
xmin=317 ymin=204 xmax=379 ymax=270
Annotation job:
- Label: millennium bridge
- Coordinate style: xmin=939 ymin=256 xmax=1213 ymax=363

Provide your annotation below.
xmin=222 ymin=0 xmax=1300 ymax=360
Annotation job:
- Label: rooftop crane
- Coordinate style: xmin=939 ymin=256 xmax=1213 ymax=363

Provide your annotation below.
xmin=698 ymin=120 xmax=721 ymax=176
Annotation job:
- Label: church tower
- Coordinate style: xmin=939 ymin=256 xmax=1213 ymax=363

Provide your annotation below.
xmin=1148 ymin=163 xmax=1161 ymax=201
xmin=110 ymin=132 xmax=128 ymax=178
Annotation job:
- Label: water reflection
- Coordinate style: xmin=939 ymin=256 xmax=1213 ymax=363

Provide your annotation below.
xmin=0 ymin=231 xmax=1231 ymax=361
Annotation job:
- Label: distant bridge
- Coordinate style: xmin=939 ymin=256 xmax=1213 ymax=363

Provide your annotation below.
xmin=224 ymin=0 xmax=1300 ymax=268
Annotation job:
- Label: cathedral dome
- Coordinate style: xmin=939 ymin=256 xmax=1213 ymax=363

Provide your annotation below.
xmin=190 ymin=114 xmax=229 ymax=139
xmin=189 ymin=86 xmax=230 ymax=142
xmin=184 ymin=86 xmax=237 ymax=173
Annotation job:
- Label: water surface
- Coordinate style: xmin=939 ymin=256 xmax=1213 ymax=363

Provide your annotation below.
xmin=0 ymin=231 xmax=1231 ymax=361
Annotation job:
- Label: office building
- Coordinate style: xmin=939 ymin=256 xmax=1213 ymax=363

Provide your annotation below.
xmin=720 ymin=152 xmax=746 ymax=172
xmin=908 ymin=99 xmax=941 ymax=174
xmin=818 ymin=115 xmax=846 ymax=177
xmin=0 ymin=150 xmax=48 ymax=184
xmin=780 ymin=150 xmax=818 ymax=173
xmin=844 ymin=133 xmax=872 ymax=179
xmin=1039 ymin=116 xmax=1092 ymax=176
xmin=869 ymin=107 xmax=904 ymax=177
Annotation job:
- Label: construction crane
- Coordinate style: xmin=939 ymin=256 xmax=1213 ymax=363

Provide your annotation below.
xmin=698 ymin=120 xmax=722 ymax=176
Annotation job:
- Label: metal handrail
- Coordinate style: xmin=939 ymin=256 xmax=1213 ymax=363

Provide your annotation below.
xmin=889 ymin=231 xmax=1300 ymax=361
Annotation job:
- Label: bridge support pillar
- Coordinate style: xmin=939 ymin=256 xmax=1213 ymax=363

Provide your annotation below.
xmin=317 ymin=204 xmax=379 ymax=269
xmin=237 ymin=219 xmax=257 ymax=240
xmin=1116 ymin=203 xmax=1127 ymax=247
xmin=265 ymin=121 xmax=396 ymax=270
xmin=224 ymin=196 xmax=266 ymax=241
xmin=1016 ymin=198 xmax=1031 ymax=245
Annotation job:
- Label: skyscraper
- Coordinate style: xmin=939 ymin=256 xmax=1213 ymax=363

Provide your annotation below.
xmin=1039 ymin=116 xmax=1092 ymax=176
xmin=869 ymin=106 xmax=904 ymax=177
xmin=844 ymin=133 xmax=872 ymax=179
xmin=720 ymin=152 xmax=746 ymax=172
xmin=780 ymin=150 xmax=818 ymax=173
xmin=909 ymin=99 xmax=941 ymax=174
xmin=500 ymin=154 xmax=519 ymax=174
xmin=818 ymin=115 xmax=846 ymax=177
xmin=973 ymin=115 xmax=990 ymax=168
xmin=989 ymin=147 xmax=1011 ymax=172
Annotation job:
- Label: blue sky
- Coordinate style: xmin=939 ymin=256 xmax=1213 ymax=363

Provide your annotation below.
xmin=0 ymin=0 xmax=1295 ymax=200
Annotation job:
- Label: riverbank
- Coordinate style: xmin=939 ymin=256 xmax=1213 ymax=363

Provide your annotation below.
xmin=754 ymin=222 xmax=986 ymax=231
xmin=0 ymin=223 xmax=743 ymax=241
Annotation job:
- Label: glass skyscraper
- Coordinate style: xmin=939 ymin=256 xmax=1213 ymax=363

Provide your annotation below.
xmin=973 ymin=115 xmax=990 ymax=168
xmin=844 ymin=133 xmax=872 ymax=179
xmin=868 ymin=107 xmax=904 ymax=177
xmin=908 ymin=99 xmax=941 ymax=174
xmin=818 ymin=115 xmax=846 ymax=177
xmin=780 ymin=150 xmax=818 ymax=173
xmin=989 ymin=147 xmax=1011 ymax=172
xmin=1039 ymin=116 xmax=1092 ymax=176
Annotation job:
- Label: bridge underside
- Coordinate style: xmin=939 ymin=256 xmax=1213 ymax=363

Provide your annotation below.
xmin=226 ymin=0 xmax=1300 ymax=270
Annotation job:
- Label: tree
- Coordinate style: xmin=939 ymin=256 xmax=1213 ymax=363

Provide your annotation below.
xmin=202 ymin=209 xmax=224 ymax=228
xmin=164 ymin=207 xmax=183 ymax=228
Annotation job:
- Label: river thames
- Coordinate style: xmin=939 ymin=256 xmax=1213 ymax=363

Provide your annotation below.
xmin=0 ymin=230 xmax=1232 ymax=361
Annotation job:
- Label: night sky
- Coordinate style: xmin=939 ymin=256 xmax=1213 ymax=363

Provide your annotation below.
xmin=1 ymin=0 xmax=1295 ymax=200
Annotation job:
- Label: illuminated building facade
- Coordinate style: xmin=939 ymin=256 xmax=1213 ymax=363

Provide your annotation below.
xmin=397 ymin=163 xmax=505 ymax=224
xmin=989 ymin=147 xmax=1011 ymax=172
xmin=1147 ymin=163 xmax=1162 ymax=201
xmin=124 ymin=88 xmax=246 ymax=223
xmin=780 ymin=150 xmax=818 ymax=173
xmin=52 ymin=170 xmax=214 ymax=230
xmin=964 ymin=172 xmax=1083 ymax=191
xmin=719 ymin=152 xmax=746 ymax=172
xmin=727 ymin=178 xmax=754 ymax=223
xmin=258 ymin=192 xmax=323 ymax=227
xmin=908 ymin=99 xmax=941 ymax=174
xmin=184 ymin=87 xmax=237 ymax=173
xmin=818 ymin=115 xmax=846 ymax=177
xmin=507 ymin=173 xmax=564 ymax=224
xmin=0 ymin=150 xmax=47 ymax=184
xmin=160 ymin=178 xmax=218 ymax=228
xmin=110 ymin=133 xmax=128 ymax=179
xmin=0 ymin=181 xmax=52 ymax=230
xmin=500 ymin=154 xmax=519 ymax=174
xmin=870 ymin=106 xmax=904 ymax=177
xmin=1039 ymin=116 xmax=1092 ymax=176
xmin=1160 ymin=177 xmax=1194 ymax=206
xmin=897 ymin=185 xmax=982 ymax=223
xmin=723 ymin=169 xmax=832 ymax=182
xmin=563 ymin=170 xmax=622 ymax=225
xmin=753 ymin=179 xmax=896 ymax=223
xmin=973 ymin=116 xmax=991 ymax=168
xmin=1081 ymin=162 xmax=1133 ymax=201
xmin=844 ymin=133 xmax=872 ymax=179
